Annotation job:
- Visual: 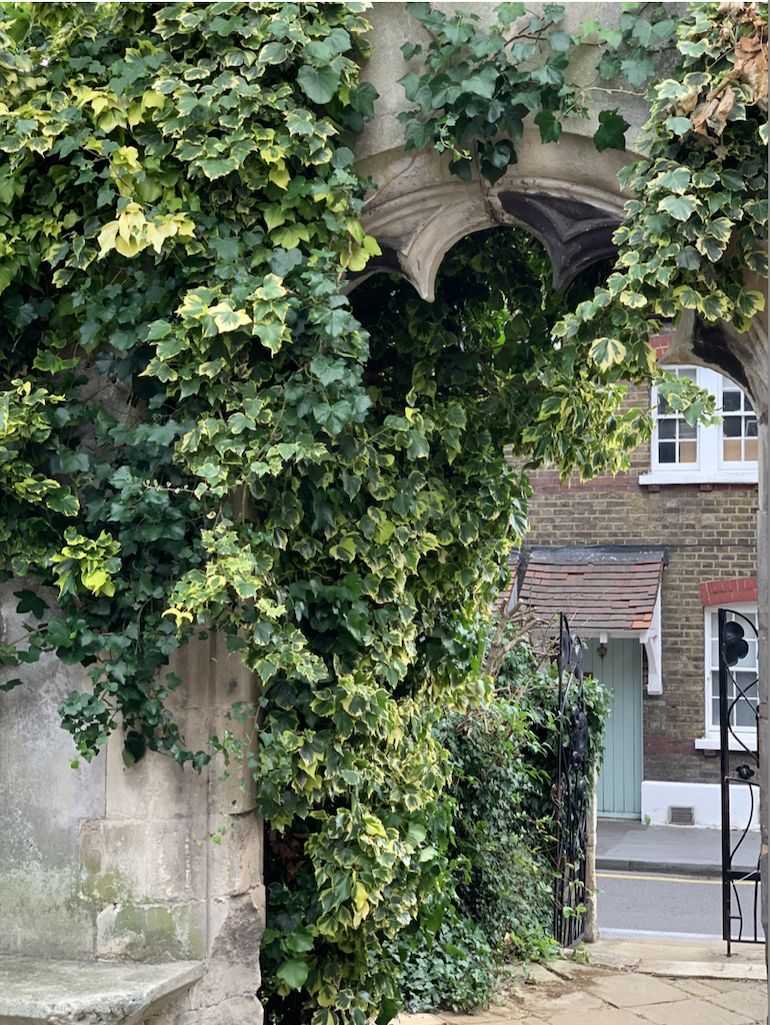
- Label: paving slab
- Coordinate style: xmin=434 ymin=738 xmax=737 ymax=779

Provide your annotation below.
xmin=709 ymin=987 xmax=770 ymax=1019
xmin=589 ymin=938 xmax=766 ymax=978
xmin=540 ymin=959 xmax=601 ymax=982
xmin=438 ymin=1012 xmax=525 ymax=1022
xmin=523 ymin=963 xmax=557 ymax=984
xmin=511 ymin=989 xmax=606 ymax=1016
xmin=547 ymin=1009 xmax=646 ymax=1025
xmin=672 ymin=978 xmax=731 ymax=998
xmin=584 ymin=973 xmax=688 ymax=1008
xmin=627 ymin=997 xmax=748 ymax=1025
xmin=704 ymin=978 xmax=767 ymax=993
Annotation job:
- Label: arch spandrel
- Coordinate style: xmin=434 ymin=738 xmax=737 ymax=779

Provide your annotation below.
xmin=352 ymin=0 xmax=655 ymax=298
xmin=352 ymin=1 xmax=766 ymax=419
xmin=356 ymin=130 xmax=628 ymax=298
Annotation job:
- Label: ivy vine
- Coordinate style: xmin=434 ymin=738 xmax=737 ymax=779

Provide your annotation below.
xmin=397 ymin=1 xmax=678 ymax=183
xmin=0 ymin=2 xmax=765 ymax=1024
xmin=554 ymin=1 xmax=767 ymax=410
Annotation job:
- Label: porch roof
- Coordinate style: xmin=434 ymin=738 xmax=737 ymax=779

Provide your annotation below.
xmin=519 ymin=546 xmax=667 ymax=633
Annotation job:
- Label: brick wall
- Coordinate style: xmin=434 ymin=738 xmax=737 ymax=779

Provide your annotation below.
xmin=521 ymin=382 xmax=758 ymax=786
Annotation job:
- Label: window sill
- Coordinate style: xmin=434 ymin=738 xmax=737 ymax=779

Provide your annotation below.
xmin=695 ymin=735 xmax=758 ymax=753
xmin=639 ymin=471 xmax=758 ymax=486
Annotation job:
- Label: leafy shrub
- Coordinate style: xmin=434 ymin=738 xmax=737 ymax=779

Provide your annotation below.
xmin=389 ymin=635 xmax=608 ymax=1011
xmin=387 ymin=910 xmax=496 ymax=1014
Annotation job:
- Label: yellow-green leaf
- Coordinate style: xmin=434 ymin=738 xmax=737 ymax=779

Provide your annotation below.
xmin=589 ymin=336 xmax=627 ymax=370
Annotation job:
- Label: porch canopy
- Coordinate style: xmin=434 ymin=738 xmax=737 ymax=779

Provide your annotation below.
xmin=517 ymin=546 xmax=668 ymax=694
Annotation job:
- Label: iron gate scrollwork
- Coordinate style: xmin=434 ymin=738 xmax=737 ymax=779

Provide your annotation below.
xmin=553 ymin=614 xmax=589 ymax=948
xmin=718 ymin=607 xmax=762 ymax=954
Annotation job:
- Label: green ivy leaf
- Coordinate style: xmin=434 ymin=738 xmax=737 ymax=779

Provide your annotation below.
xmin=620 ymin=56 xmax=656 ymax=87
xmin=276 ymin=957 xmax=310 ymax=991
xmin=198 ymin=156 xmax=239 ymax=180
xmin=14 ymin=589 xmax=49 ymax=618
xmin=534 ymin=109 xmax=561 ymax=143
xmin=547 ymin=29 xmax=573 ymax=52
xmin=297 ymin=65 xmax=341 ymax=104
xmin=744 ymin=199 xmax=768 ymax=225
xmin=593 ymin=109 xmax=630 ymax=152
xmin=695 ymin=235 xmax=724 ymax=262
xmin=350 ymin=81 xmax=378 ymax=118
xmin=657 ymin=194 xmax=697 ymax=221
xmin=736 ymin=290 xmax=766 ymax=317
xmin=589 ymin=336 xmax=627 ymax=369
xmin=654 ymin=168 xmax=691 ymax=194
xmin=699 ymin=292 xmax=730 ymax=319
xmin=449 ymin=158 xmax=473 ymax=181
xmin=677 ymin=247 xmax=701 ymax=271
xmin=665 ymin=116 xmax=693 ymax=135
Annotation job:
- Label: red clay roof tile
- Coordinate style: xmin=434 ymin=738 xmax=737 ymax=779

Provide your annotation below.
xmin=519 ymin=548 xmax=665 ymax=632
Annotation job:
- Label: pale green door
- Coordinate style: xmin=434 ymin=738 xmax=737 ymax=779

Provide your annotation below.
xmin=581 ymin=637 xmax=642 ymax=819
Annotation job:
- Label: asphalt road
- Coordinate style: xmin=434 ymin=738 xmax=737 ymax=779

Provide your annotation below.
xmin=596 ymin=870 xmax=765 ymax=943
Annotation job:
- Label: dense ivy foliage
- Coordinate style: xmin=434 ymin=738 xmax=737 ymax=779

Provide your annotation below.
xmin=0 ymin=2 xmax=765 ymax=1023
xmin=388 ymin=638 xmax=609 ymax=1014
xmin=553 ymin=2 xmax=767 ymax=414
xmin=260 ymin=230 xmax=615 ymax=1022
xmin=398 ymin=1 xmax=678 ymax=183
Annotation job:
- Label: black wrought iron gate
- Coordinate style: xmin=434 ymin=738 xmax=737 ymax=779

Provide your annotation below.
xmin=718 ymin=607 xmax=762 ymax=953
xmin=553 ymin=614 xmax=589 ymax=947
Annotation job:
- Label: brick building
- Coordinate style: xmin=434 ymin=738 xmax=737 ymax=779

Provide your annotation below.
xmin=515 ymin=335 xmax=759 ymax=828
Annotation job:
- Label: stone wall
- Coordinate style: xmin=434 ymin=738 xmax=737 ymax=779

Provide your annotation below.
xmin=0 ymin=579 xmax=265 ymax=1022
xmin=521 ymin=383 xmax=759 ymax=789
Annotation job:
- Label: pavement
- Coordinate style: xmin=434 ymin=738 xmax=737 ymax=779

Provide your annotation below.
xmin=395 ymin=939 xmax=767 ymax=1024
xmin=596 ymin=817 xmax=761 ymax=877
xmin=396 ymin=820 xmax=768 ymax=1025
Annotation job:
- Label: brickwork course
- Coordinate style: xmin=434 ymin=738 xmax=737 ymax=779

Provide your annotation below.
xmin=519 ymin=379 xmax=758 ymax=788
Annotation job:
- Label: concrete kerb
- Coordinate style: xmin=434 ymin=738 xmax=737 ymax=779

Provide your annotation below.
xmin=587 ymin=938 xmax=767 ymax=980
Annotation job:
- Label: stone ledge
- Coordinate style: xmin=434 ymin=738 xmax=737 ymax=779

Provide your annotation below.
xmin=0 ymin=957 xmax=204 ymax=1025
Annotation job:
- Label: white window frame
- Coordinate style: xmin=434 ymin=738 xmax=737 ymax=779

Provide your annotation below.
xmin=695 ymin=602 xmax=758 ymax=752
xmin=639 ymin=366 xmax=758 ymax=485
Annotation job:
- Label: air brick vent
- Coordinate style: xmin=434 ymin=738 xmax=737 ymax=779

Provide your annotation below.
xmin=669 ymin=806 xmax=695 ymax=825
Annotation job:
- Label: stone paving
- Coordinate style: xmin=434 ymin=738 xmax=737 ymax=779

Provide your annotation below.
xmin=395 ymin=940 xmax=768 ymax=1025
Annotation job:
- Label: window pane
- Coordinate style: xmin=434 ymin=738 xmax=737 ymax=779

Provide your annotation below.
xmin=723 ymin=439 xmax=742 ymax=461
xmin=679 ymin=441 xmax=697 ymax=463
xmin=659 ymin=442 xmax=676 ymax=463
xmin=745 ymin=439 xmax=758 ymax=461
xmin=736 ymin=700 xmax=757 ymax=727
xmin=747 ymin=417 xmax=758 ymax=438
xmin=659 ymin=420 xmax=676 ymax=439
xmin=735 ymin=676 xmax=758 ymax=700
xmin=680 ymin=367 xmax=697 ymax=382
xmin=658 ymin=395 xmax=669 ymax=415
xmin=723 ymin=416 xmax=742 ymax=438
xmin=723 ymin=391 xmax=741 ymax=412
xmin=679 ymin=422 xmax=696 ymax=439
